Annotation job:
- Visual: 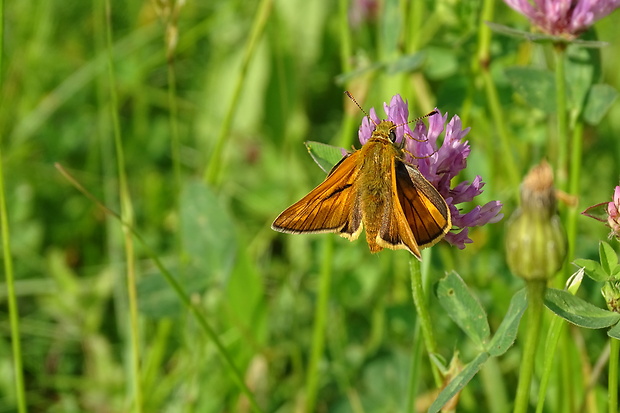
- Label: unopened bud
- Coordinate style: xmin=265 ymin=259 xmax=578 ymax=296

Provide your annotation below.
xmin=602 ymin=280 xmax=620 ymax=313
xmin=505 ymin=161 xmax=567 ymax=281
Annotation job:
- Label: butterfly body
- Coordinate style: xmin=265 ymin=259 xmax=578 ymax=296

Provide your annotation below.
xmin=272 ymin=120 xmax=451 ymax=259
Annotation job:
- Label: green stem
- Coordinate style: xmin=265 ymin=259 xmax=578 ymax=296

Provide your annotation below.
xmin=305 ymin=237 xmax=334 ymax=413
xmin=406 ymin=318 xmax=424 ymax=411
xmin=553 ymin=44 xmax=568 ymax=191
xmin=481 ymin=66 xmax=520 ymax=192
xmin=475 ymin=0 xmax=494 ymax=72
xmin=535 ymin=315 xmax=565 ymax=413
xmin=204 ymin=0 xmax=273 ymax=186
xmin=563 ymin=120 xmax=583 ymax=283
xmin=514 ymin=280 xmax=546 ymax=413
xmin=0 ymin=1 xmax=27 ymax=411
xmin=609 ymin=339 xmax=619 ymax=413
xmin=338 ymin=0 xmax=352 ymax=74
xmin=167 ymin=60 xmax=182 ymax=192
xmin=409 ymin=258 xmax=442 ymax=386
xmin=55 ymin=164 xmax=264 ymax=413
xmin=103 ymin=1 xmax=141 ymax=409
xmin=0 ymin=169 xmax=27 ymax=413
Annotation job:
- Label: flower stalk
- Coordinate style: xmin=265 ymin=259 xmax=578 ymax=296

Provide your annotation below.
xmin=505 ymin=161 xmax=567 ymax=412
xmin=410 ymin=259 xmax=442 ymax=386
xmin=514 ymin=280 xmax=546 ymax=413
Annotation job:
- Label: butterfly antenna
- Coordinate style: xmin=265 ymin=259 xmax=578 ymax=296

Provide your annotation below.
xmin=345 ymin=91 xmax=378 ymax=127
xmin=397 ymin=109 xmax=439 ymax=143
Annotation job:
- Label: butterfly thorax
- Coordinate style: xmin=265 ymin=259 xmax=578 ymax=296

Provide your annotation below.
xmin=357 ymin=124 xmax=404 ymax=252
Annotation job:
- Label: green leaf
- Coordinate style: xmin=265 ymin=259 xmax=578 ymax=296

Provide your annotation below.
xmin=385 ymin=52 xmax=426 ymax=75
xmin=608 ymin=322 xmax=620 ymax=340
xmin=565 ymin=46 xmax=597 ymax=115
xmin=583 ymin=84 xmax=618 ymax=125
xmin=180 ymin=180 xmax=237 ymax=285
xmin=428 ymin=352 xmax=490 ymax=413
xmin=487 ymin=288 xmax=527 ymax=356
xmin=485 ymin=22 xmax=609 ymax=47
xmin=573 ymin=258 xmax=607 ymax=282
xmin=544 ymin=288 xmax=620 ymax=328
xmin=138 ymin=181 xmax=239 ymax=318
xmin=304 ymin=141 xmax=345 ymax=173
xmin=436 ymin=271 xmax=490 ymax=348
xmin=599 ymin=241 xmax=618 ymax=277
xmin=505 ymin=67 xmax=555 ymax=113
xmin=423 ymin=47 xmax=458 ymax=80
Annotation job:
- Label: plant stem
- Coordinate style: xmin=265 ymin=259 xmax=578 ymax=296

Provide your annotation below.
xmin=406 ymin=319 xmax=424 ymax=411
xmin=305 ymin=237 xmax=334 ymax=413
xmin=55 ymin=164 xmax=264 ymax=412
xmin=514 ymin=280 xmax=546 ymax=413
xmin=409 ymin=258 xmax=442 ymax=386
xmin=609 ymin=338 xmax=619 ymax=413
xmin=0 ymin=1 xmax=27 ymax=411
xmin=103 ymin=1 xmax=142 ymax=409
xmin=481 ymin=65 xmax=520 ymax=192
xmin=535 ymin=315 xmax=564 ymax=413
xmin=204 ymin=0 xmax=273 ymax=186
xmin=553 ymin=44 xmax=568 ymax=191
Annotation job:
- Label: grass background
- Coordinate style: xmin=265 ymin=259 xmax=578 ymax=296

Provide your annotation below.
xmin=1 ymin=0 xmax=620 ymax=412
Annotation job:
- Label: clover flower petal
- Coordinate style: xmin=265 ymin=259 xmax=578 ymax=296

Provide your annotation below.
xmin=504 ymin=0 xmax=620 ymax=38
xmin=357 ymin=94 xmax=503 ymax=249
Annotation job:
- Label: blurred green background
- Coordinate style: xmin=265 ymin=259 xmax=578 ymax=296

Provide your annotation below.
xmin=1 ymin=0 xmax=620 ymax=412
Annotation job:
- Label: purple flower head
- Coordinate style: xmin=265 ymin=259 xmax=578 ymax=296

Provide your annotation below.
xmin=582 ymin=185 xmax=620 ymax=240
xmin=349 ymin=0 xmax=379 ymax=27
xmin=608 ymin=186 xmax=620 ymax=238
xmin=357 ymin=95 xmax=504 ymax=249
xmin=503 ymin=0 xmax=620 ymax=38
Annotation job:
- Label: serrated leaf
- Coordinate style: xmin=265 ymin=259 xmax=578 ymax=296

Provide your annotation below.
xmin=436 ymin=271 xmax=490 ymax=348
xmin=505 ymin=67 xmax=555 ymax=113
xmin=428 ymin=352 xmax=489 ymax=413
xmin=574 ymin=258 xmax=607 ymax=282
xmin=544 ymin=288 xmax=620 ymax=328
xmin=599 ymin=241 xmax=618 ymax=277
xmin=608 ymin=322 xmax=620 ymax=340
xmin=487 ymin=288 xmax=527 ymax=356
xmin=583 ymin=84 xmax=618 ymax=125
xmin=304 ymin=141 xmax=345 ymax=173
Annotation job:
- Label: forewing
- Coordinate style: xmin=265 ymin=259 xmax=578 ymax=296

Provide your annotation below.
xmin=374 ymin=156 xmax=423 ymax=258
xmin=272 ymin=151 xmax=363 ymax=238
xmin=395 ymin=161 xmax=451 ymax=248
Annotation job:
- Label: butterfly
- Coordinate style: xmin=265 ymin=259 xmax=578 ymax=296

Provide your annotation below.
xmin=272 ymin=94 xmax=451 ymax=259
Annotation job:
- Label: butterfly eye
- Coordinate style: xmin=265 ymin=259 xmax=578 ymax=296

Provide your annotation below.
xmin=389 ymin=130 xmax=397 ymax=143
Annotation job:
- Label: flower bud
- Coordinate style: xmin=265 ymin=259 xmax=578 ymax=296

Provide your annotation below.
xmin=602 ymin=280 xmax=620 ymax=313
xmin=505 ymin=161 xmax=567 ymax=281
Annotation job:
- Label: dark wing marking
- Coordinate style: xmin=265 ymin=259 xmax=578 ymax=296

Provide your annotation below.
xmin=395 ymin=161 xmax=451 ymax=249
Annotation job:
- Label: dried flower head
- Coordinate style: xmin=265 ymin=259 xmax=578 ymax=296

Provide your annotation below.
xmin=358 ymin=95 xmax=504 ymax=249
xmin=505 ymin=161 xmax=567 ymax=280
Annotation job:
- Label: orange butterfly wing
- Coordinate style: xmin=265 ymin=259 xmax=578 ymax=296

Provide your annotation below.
xmin=394 ymin=161 xmax=451 ymax=249
xmin=272 ymin=151 xmax=363 ymax=240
